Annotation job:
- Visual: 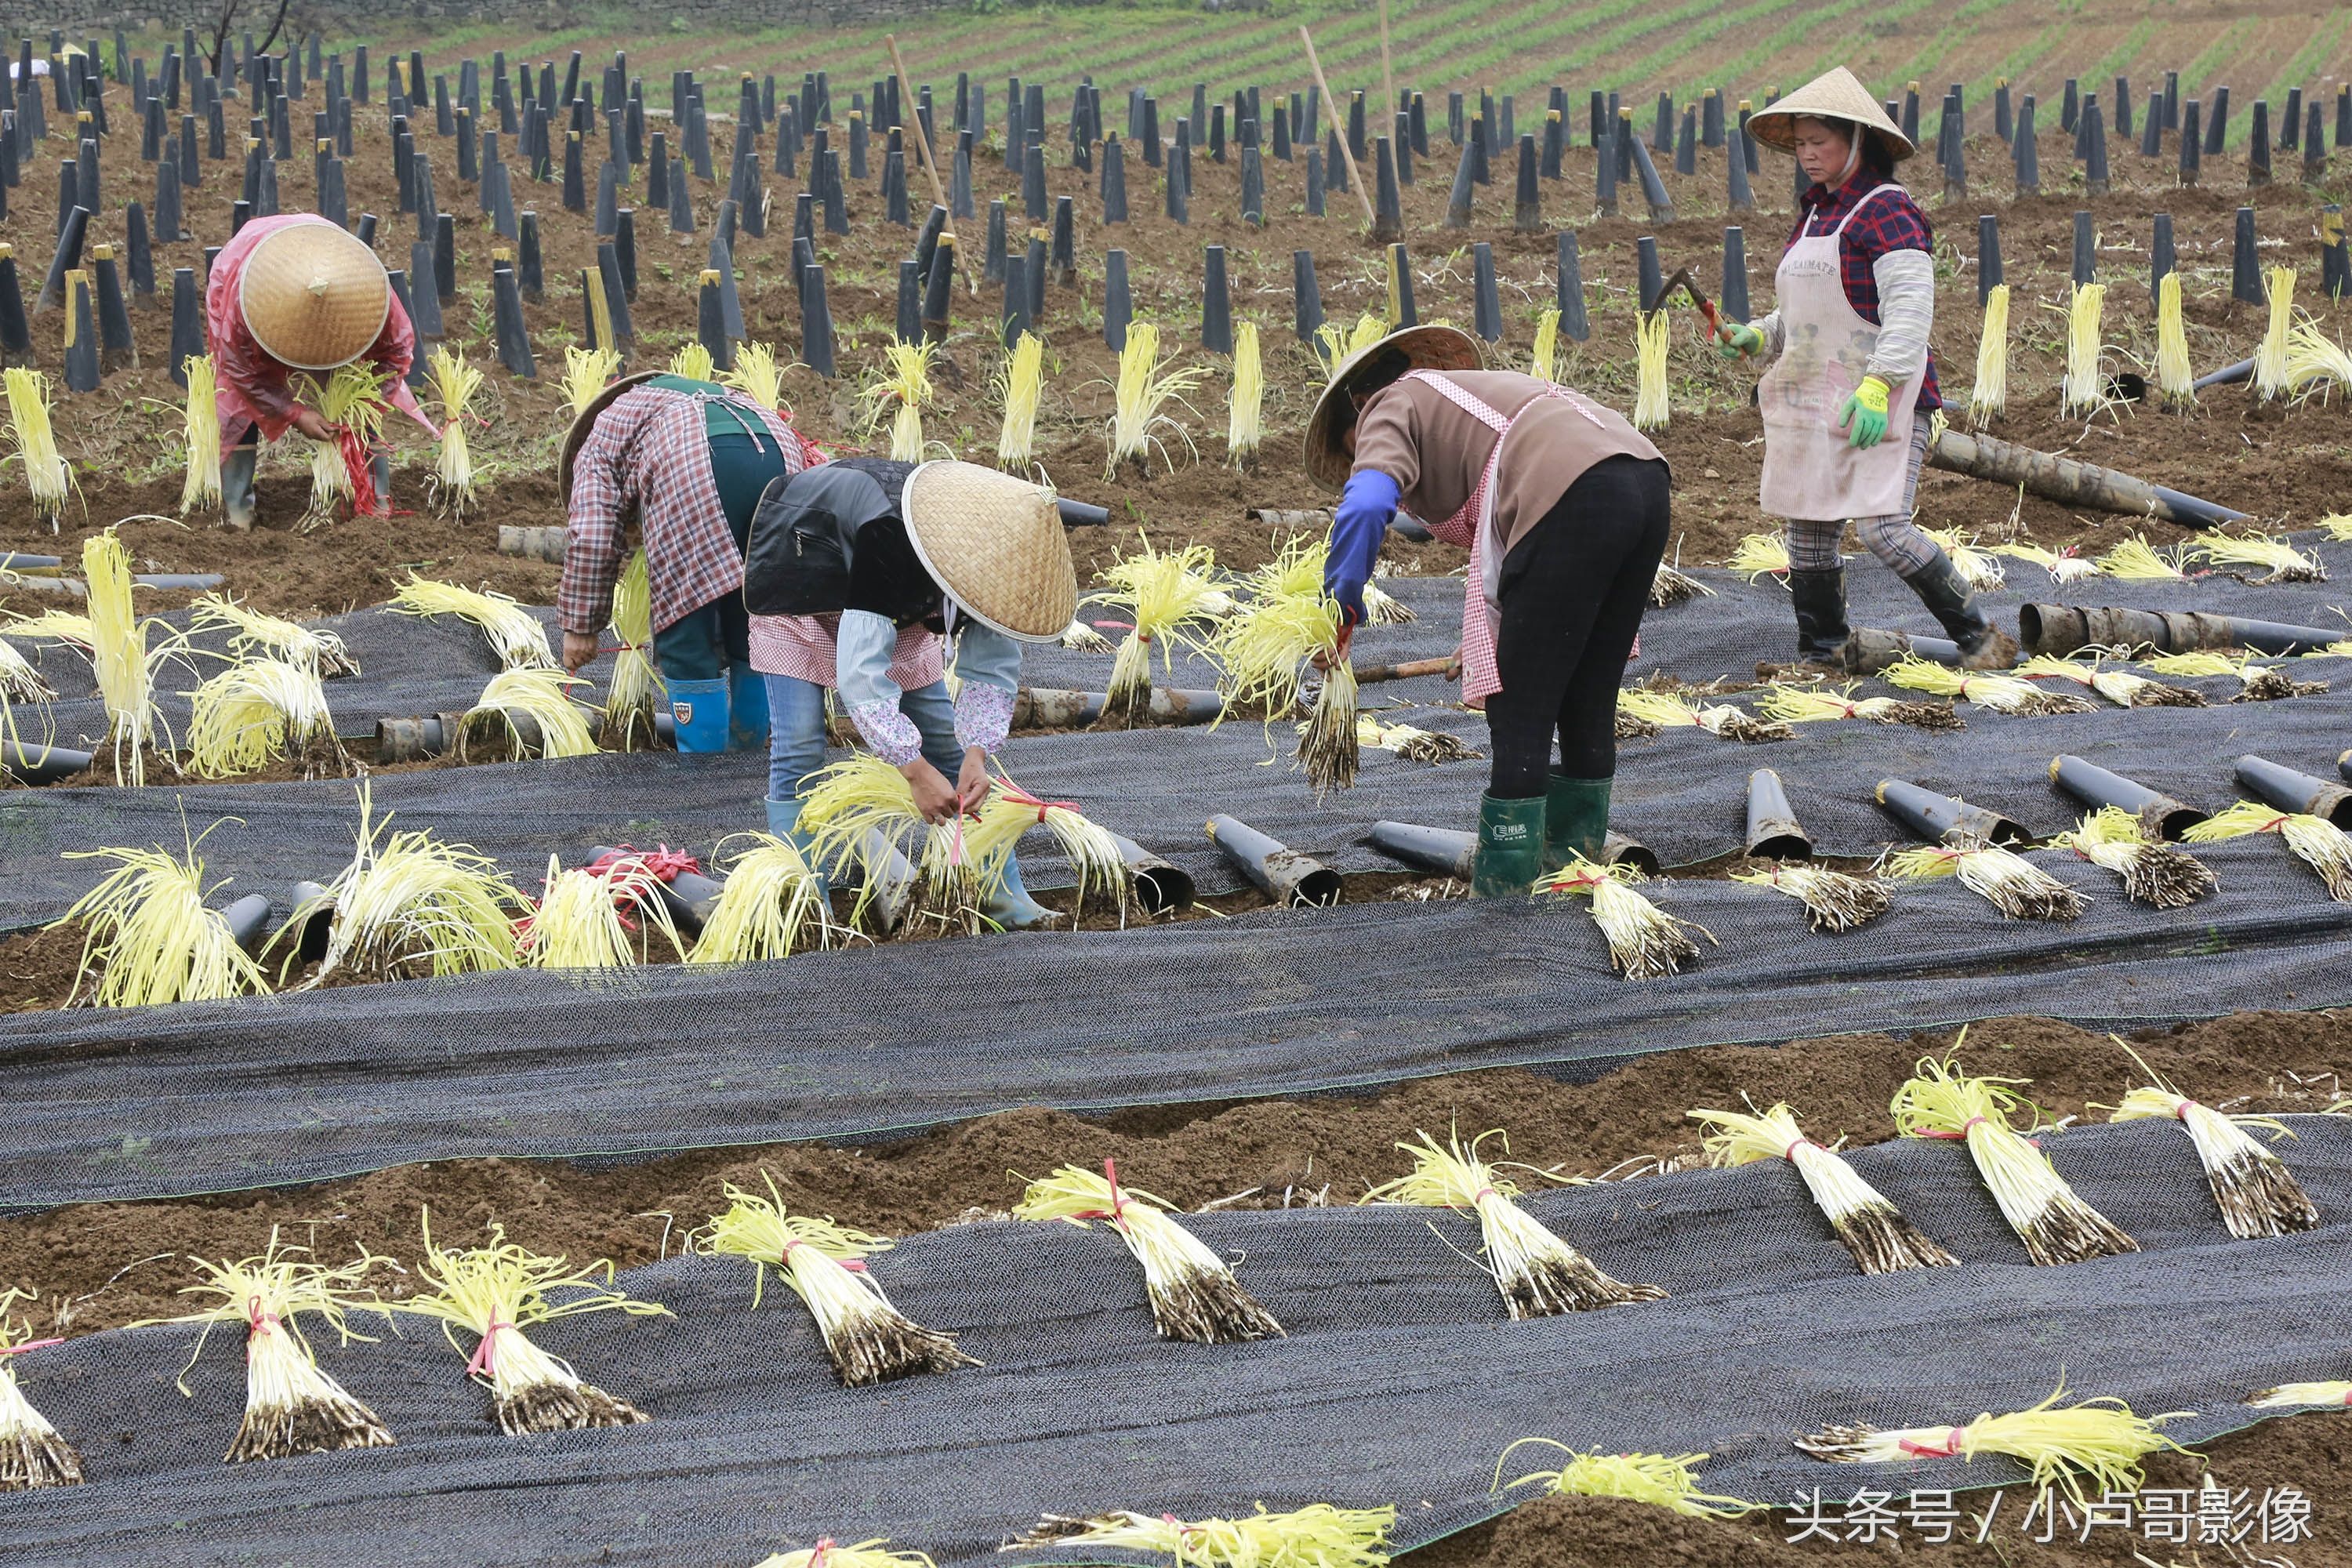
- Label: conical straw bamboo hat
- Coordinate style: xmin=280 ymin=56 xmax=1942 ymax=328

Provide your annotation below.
xmin=238 ymin=220 xmax=392 ymax=371
xmin=1745 ymin=67 xmax=1917 ymax=162
xmin=900 ymin=460 xmax=1078 ymax=641
xmin=1302 ymin=323 xmax=1483 ymax=491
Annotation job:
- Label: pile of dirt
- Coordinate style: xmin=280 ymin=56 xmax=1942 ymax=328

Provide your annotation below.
xmin=3 ymin=1009 xmax=2340 ymax=1334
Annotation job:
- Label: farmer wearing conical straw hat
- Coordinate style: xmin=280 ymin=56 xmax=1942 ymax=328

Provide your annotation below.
xmin=205 ymin=214 xmax=436 ymax=527
xmin=740 ymin=457 xmax=1081 ymax=930
xmin=557 ymin=368 xmax=821 ymax=756
xmin=1716 ymin=67 xmax=2015 ymax=671
xmin=1306 ymin=325 xmax=1670 ymax=898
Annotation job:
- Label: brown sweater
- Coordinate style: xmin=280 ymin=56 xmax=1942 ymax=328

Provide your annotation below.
xmin=1349 ymin=372 xmax=1664 ymax=556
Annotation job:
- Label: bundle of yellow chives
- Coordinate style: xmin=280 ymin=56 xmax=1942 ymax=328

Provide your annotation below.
xmin=1314 ymin=313 xmax=1389 ymax=377
xmin=2104 ymin=1050 xmax=2316 ymax=1238
xmin=2322 ymin=514 xmax=2352 ymax=540
xmin=1616 ymin=687 xmax=1791 ymax=743
xmin=1530 ymin=307 xmax=1561 ymax=383
xmin=695 ymin=1173 xmax=978 ymax=1385
xmin=179 ymin=354 xmax=222 ymax=515
xmin=83 ymin=531 xmax=165 ymax=785
xmin=722 ymin=340 xmax=788 ymax=412
xmin=2285 ymin=320 xmax=2352 ymax=399
xmin=754 ymin=1541 xmax=935 ymax=1568
xmin=601 ymin=550 xmax=663 ymax=750
xmin=685 ymin=833 xmax=838 ymax=963
xmin=185 ymin=658 xmax=345 ymax=779
xmin=190 ymin=594 xmax=358 ymax=678
xmin=2060 ymin=283 xmax=2107 ymax=417
xmin=290 ymin=781 xmax=521 ymax=983
xmin=1969 ymin=282 xmax=2009 ymax=426
xmin=0 ymin=634 xmax=53 ymax=702
xmin=1493 ymin=1441 xmax=1752 ymax=1518
xmin=1210 ymin=536 xmax=1356 ymax=796
xmin=424 ymin=347 xmax=484 ymax=519
xmin=1690 ymin=1103 xmax=1953 ymax=1269
xmin=136 ymin=1229 xmax=393 ymax=1462
xmin=1891 ymin=1054 xmax=2135 ymax=1262
xmin=1884 ymin=655 xmax=2092 ymax=716
xmin=1011 ymin=1505 xmax=1394 ymax=1566
xmin=393 ymin=1212 xmax=665 ymax=1432
xmin=1989 ymin=539 xmax=2102 ymax=585
xmin=562 ymin=344 xmax=621 ymax=416
xmin=1798 ymin=1385 xmax=2188 ymax=1505
xmin=2093 ymin=534 xmax=2192 ymax=580
xmin=2246 ymin=1377 xmax=2352 ymax=1410
xmin=1014 ymin=1161 xmax=1283 ymax=1343
xmin=1363 ymin=1130 xmax=1664 ymax=1316
xmin=2018 ymin=653 xmax=2204 ymax=709
xmin=2 ymin=368 xmax=70 ymax=531
xmin=993 ymin=330 xmax=1044 ymax=470
xmin=2154 ymin=272 xmax=2194 ymax=405
xmin=1922 ymin=527 xmax=2005 ymax=591
xmin=459 ymin=667 xmax=600 ymax=760
xmin=516 ymin=852 xmax=686 ymax=968
xmin=390 ymin=576 xmax=557 ymax=670
xmin=1649 ymin=558 xmax=1715 ymax=608
xmin=296 ymin=363 xmax=392 ymax=528
xmin=1225 ymin=321 xmax=1263 ymax=466
xmin=1105 ymin=322 xmax=1205 ymax=476
xmin=2190 ymin=528 xmax=2327 ymax=583
xmin=1360 ymin=573 xmax=1417 ymax=625
xmin=1089 ymin=536 xmax=1224 ymax=716
xmin=1757 ymin=683 xmax=1962 ymax=731
xmin=1632 ymin=310 xmax=1670 ymax=430
xmin=2254 ymin=266 xmax=2296 ymax=401
xmin=958 ymin=771 xmax=1131 ymax=924
xmin=2055 ymin=806 xmax=2216 ymax=908
xmin=1725 ymin=532 xmax=1789 ymax=582
xmin=1356 ymin=714 xmax=1480 ymax=763
xmin=1535 ymin=855 xmax=1712 ymax=978
xmin=2185 ymin=800 xmax=2352 ymax=900
xmin=1884 ymin=840 xmax=2089 ymax=921
xmin=862 ymin=340 xmax=937 ymax=463
xmin=0 ymin=1288 xmax=81 ymax=1489
xmin=667 ymin=341 xmax=716 ymax=383
xmin=1728 ymin=862 xmax=1892 ymax=932
xmin=797 ymin=753 xmax=970 ymax=929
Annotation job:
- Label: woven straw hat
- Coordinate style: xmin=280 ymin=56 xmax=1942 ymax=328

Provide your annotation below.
xmin=558 ymin=369 xmax=663 ymax=508
xmin=238 ymin=220 xmax=392 ymax=371
xmin=901 ymin=461 xmax=1078 ymax=641
xmin=1302 ymin=324 xmax=1484 ymax=491
xmin=1745 ymin=67 xmax=1917 ymax=163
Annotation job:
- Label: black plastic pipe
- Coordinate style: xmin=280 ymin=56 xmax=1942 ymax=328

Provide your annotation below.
xmin=1107 ymin=830 xmax=1194 ymax=915
xmin=2020 ymin=603 xmax=2347 ymax=658
xmin=1207 ymin=813 xmax=1340 ymax=906
xmin=286 ymin=880 xmax=334 ymax=964
xmin=1876 ymin=778 xmax=2029 ymax=845
xmin=220 ymin=891 xmax=271 ymax=953
xmin=2048 ymin=754 xmax=2205 ymax=840
xmin=1744 ymin=768 xmax=1811 ymax=859
xmin=1368 ymin=820 xmax=1657 ymax=877
xmin=0 ymin=739 xmax=93 ymax=783
xmin=593 ymin=844 xmax=724 ymax=933
xmin=1840 ymin=626 xmax=1964 ymax=674
xmin=2234 ymin=755 xmax=2352 ymax=829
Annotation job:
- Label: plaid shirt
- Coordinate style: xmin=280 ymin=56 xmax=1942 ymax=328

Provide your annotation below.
xmin=559 ymin=386 xmax=812 ymax=635
xmin=1788 ymin=173 xmax=1942 ymax=411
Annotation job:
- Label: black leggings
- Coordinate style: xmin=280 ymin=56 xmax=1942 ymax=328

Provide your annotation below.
xmin=1484 ymin=455 xmax=1672 ymax=798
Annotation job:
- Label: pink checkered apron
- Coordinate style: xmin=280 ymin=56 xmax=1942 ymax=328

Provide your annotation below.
xmin=1399 ymin=372 xmax=1636 ymax=706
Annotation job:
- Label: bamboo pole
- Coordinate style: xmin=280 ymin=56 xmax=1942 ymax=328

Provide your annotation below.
xmin=1299 ymin=24 xmax=1376 ymax=230
xmin=884 ymin=33 xmax=977 ymax=297
xmin=1376 ymin=0 xmax=1396 ymax=127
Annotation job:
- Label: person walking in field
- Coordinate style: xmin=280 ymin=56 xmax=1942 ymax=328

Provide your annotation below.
xmin=1714 ymin=67 xmax=2016 ymax=671
xmin=1309 ymin=325 xmax=1671 ymax=898
xmin=557 ymin=368 xmax=822 ymax=755
xmin=206 ymin=214 xmax=437 ymax=528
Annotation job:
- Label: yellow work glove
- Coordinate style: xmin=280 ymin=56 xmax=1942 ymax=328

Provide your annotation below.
xmin=1838 ymin=376 xmax=1890 ymax=448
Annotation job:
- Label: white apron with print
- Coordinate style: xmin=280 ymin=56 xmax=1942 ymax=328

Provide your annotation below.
xmin=1755 ymin=184 xmax=1927 ymax=522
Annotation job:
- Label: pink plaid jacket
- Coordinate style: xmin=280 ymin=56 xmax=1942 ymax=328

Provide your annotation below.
xmin=559 ymin=386 xmax=811 ymax=635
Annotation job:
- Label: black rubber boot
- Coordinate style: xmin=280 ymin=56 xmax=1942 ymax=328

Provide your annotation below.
xmin=1904 ymin=547 xmax=2019 ymax=669
xmin=1786 ymin=566 xmax=1850 ymax=668
xmin=1471 ymin=793 xmax=1547 ymax=898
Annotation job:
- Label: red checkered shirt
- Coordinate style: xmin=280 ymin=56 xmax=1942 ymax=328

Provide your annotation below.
xmin=1788 ymin=172 xmax=1942 ymax=411
xmin=558 ymin=385 xmax=814 ymax=635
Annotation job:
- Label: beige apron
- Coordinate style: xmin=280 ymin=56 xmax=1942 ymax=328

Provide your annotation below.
xmin=1755 ymin=184 xmax=1927 ymax=522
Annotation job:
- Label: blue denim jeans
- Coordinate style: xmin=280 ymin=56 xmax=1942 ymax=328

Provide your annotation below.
xmin=765 ymin=674 xmax=964 ymax=804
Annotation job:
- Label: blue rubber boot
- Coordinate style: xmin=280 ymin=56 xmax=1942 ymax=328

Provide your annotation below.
xmin=668 ymin=676 xmax=730 ymax=753
xmin=727 ymin=664 xmax=770 ymax=751
xmin=984 ymin=852 xmax=1059 ymax=931
xmin=765 ymin=795 xmax=829 ymax=899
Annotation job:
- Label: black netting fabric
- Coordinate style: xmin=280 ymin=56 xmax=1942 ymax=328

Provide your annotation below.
xmin=0 ymin=837 xmax=2346 ymax=1209
xmin=2 ymin=1119 xmax=2347 ymax=1566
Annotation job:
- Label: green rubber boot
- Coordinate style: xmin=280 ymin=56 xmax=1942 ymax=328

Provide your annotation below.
xmin=1543 ymin=774 xmax=1613 ymax=873
xmin=1471 ymin=793 xmax=1548 ymax=898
